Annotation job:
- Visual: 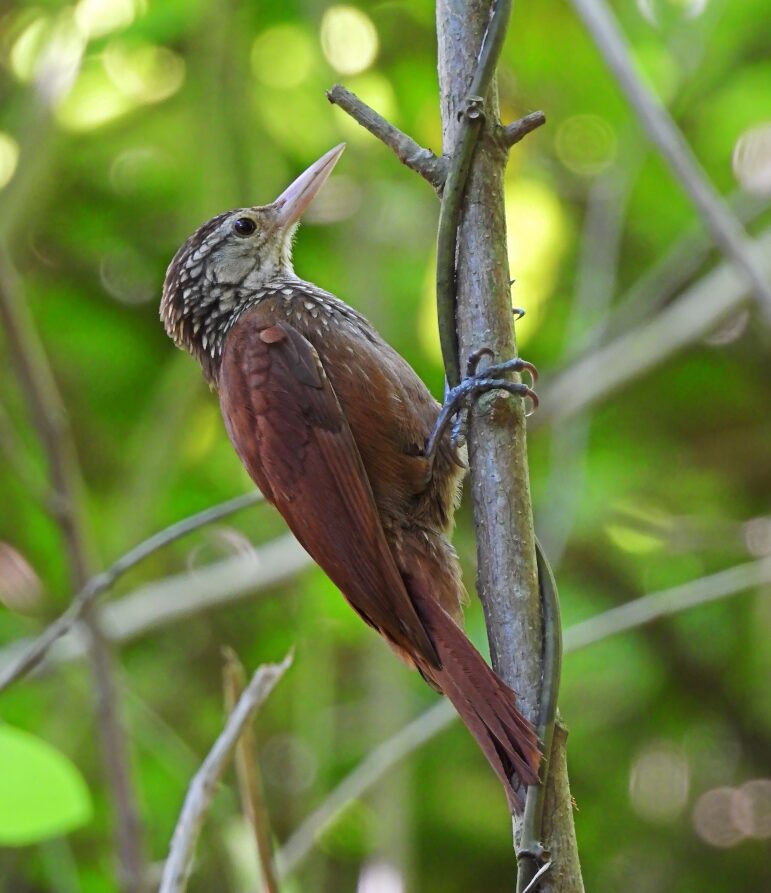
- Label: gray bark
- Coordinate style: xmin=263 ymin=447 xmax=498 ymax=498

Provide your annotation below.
xmin=436 ymin=2 xmax=584 ymax=889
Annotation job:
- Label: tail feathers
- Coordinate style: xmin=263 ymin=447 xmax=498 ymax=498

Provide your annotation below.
xmin=410 ymin=586 xmax=541 ymax=813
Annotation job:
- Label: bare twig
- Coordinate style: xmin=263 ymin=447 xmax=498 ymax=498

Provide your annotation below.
xmin=500 ymin=111 xmax=547 ymax=148
xmin=568 ymin=0 xmax=771 ymax=320
xmin=0 ymin=490 xmax=265 ymax=692
xmin=563 ymin=555 xmax=771 ymax=652
xmin=159 ymin=653 xmax=293 ymax=893
xmin=538 ymin=225 xmax=771 ymax=426
xmin=223 ymin=649 xmax=281 ymax=893
xmin=276 ymin=554 xmax=770 ymax=876
xmin=0 ymin=535 xmax=310 ymax=674
xmin=0 ymin=251 xmax=146 ymax=891
xmin=326 ymin=84 xmax=447 ymax=190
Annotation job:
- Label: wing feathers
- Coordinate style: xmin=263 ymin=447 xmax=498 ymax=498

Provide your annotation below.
xmin=219 ymin=313 xmax=439 ymax=666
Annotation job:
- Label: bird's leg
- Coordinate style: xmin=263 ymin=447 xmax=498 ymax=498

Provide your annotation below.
xmin=425 ymin=348 xmax=538 ymax=468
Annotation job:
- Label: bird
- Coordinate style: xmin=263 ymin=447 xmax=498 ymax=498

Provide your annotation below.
xmin=160 ymin=143 xmax=541 ymax=812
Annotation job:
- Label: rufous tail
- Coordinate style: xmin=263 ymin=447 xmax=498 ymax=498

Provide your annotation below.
xmin=410 ymin=586 xmax=541 ymax=814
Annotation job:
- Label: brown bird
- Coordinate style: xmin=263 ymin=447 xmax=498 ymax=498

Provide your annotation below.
xmin=161 ymin=144 xmax=540 ymax=811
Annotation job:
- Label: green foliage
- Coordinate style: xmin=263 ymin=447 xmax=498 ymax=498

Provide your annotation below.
xmin=0 ymin=725 xmax=92 ymax=845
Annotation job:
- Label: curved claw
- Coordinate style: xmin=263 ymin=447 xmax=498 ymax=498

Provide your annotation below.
xmin=466 ymin=349 xmax=539 ymax=389
xmin=466 ymin=347 xmax=495 ymax=377
xmin=472 ymin=355 xmax=539 ymax=389
xmin=512 ymin=306 xmax=526 ymax=320
xmin=476 ymin=378 xmax=539 ymax=416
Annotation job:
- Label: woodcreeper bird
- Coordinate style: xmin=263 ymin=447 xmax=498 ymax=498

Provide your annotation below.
xmin=161 ymin=144 xmax=541 ymax=811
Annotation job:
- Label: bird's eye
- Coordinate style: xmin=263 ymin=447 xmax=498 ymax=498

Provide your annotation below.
xmin=233 ymin=217 xmax=256 ymax=236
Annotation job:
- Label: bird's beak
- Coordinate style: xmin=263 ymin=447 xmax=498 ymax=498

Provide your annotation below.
xmin=273 ymin=143 xmax=346 ymax=229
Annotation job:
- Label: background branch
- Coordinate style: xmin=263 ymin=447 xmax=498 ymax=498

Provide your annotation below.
xmin=586 ymin=190 xmax=769 ymax=348
xmin=159 ymin=653 xmax=293 ymax=893
xmin=0 ymin=535 xmax=309 ymax=674
xmin=0 ymin=490 xmax=264 ymax=691
xmin=563 ymin=555 xmax=771 ymax=652
xmin=568 ymin=0 xmax=771 ymax=320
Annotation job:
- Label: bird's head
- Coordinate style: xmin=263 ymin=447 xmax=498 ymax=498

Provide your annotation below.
xmin=160 ymin=143 xmax=345 ymax=376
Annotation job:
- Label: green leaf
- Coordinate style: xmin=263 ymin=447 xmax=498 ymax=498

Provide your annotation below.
xmin=0 ymin=725 xmax=92 ymax=845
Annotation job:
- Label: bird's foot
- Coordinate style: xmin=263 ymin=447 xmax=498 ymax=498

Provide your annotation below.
xmin=425 ymin=348 xmax=538 ymax=466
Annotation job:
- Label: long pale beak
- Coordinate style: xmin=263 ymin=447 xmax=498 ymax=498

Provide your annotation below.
xmin=273 ymin=143 xmax=346 ymax=228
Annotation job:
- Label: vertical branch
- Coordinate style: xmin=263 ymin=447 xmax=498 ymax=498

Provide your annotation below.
xmin=0 ymin=253 xmax=147 ymax=892
xmin=435 ymin=2 xmax=582 ymax=890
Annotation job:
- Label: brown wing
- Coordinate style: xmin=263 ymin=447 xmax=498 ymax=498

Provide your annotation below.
xmin=218 ymin=309 xmax=440 ymax=668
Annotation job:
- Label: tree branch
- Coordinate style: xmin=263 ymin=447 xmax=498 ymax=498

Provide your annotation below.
xmin=435 ymin=1 xmax=579 ymax=889
xmin=326 ymin=84 xmax=447 ymax=190
xmin=0 ymin=535 xmax=310 ymax=675
xmin=436 ymin=0 xmax=514 ymax=387
xmin=159 ymin=653 xmax=293 ymax=893
xmin=500 ymin=111 xmax=547 ymax=148
xmin=568 ymin=0 xmax=771 ymax=320
xmin=0 ymin=490 xmax=264 ymax=692
xmin=563 ymin=555 xmax=771 ymax=652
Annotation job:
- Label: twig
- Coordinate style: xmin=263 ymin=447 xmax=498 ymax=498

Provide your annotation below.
xmin=0 ymin=490 xmax=264 ymax=692
xmin=568 ymin=0 xmax=771 ymax=320
xmin=0 ymin=250 xmax=147 ymax=891
xmin=275 ymin=553 xmax=770 ymax=877
xmin=159 ymin=653 xmax=293 ymax=893
xmin=222 ymin=648 xmax=281 ymax=893
xmin=0 ymin=535 xmax=310 ymax=674
xmin=500 ymin=111 xmax=546 ymax=148
xmin=326 ymin=84 xmax=447 ymax=190
xmin=563 ymin=555 xmax=771 ymax=652
xmin=537 ymin=225 xmax=771 ymax=426
xmin=275 ymin=699 xmax=456 ymax=878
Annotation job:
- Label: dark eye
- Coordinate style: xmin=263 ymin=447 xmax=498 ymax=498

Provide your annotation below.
xmin=233 ymin=217 xmax=256 ymax=236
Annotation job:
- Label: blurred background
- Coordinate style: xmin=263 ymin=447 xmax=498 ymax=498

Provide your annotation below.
xmin=0 ymin=0 xmax=770 ymax=891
